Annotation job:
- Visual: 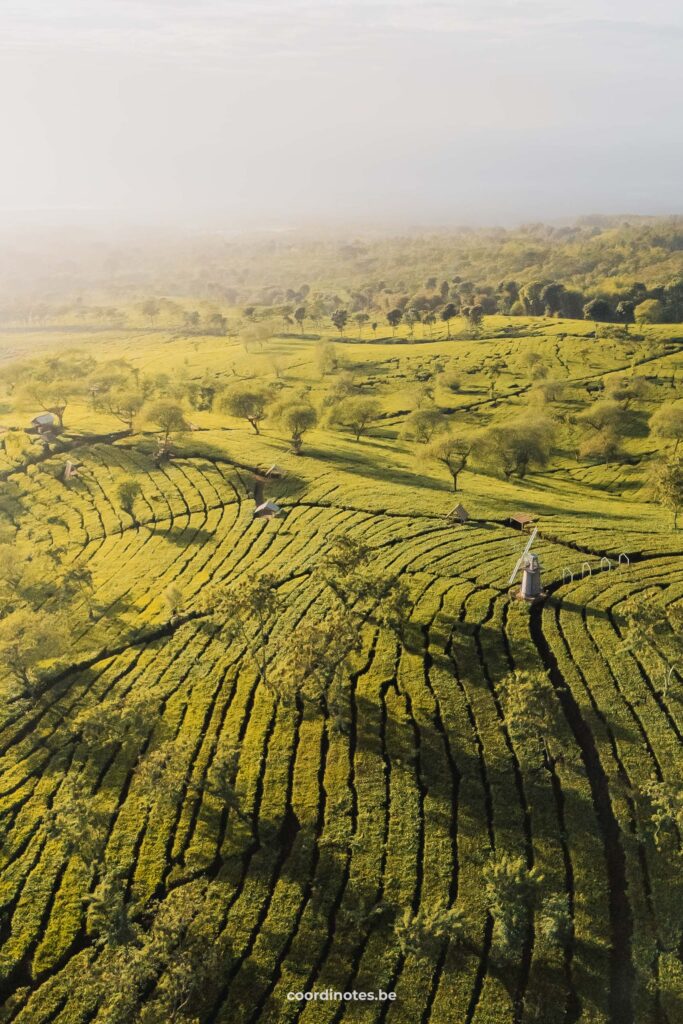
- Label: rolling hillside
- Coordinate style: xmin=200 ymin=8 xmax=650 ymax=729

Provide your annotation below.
xmin=0 ymin=316 xmax=681 ymax=1024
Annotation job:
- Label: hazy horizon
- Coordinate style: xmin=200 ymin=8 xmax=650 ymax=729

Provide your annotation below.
xmin=1 ymin=1 xmax=682 ymax=229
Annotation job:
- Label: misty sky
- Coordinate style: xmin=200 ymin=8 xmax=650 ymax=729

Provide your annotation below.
xmin=1 ymin=0 xmax=681 ymax=227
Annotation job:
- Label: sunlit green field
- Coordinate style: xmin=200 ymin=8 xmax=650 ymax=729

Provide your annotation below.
xmin=0 ymin=315 xmax=681 ymax=1024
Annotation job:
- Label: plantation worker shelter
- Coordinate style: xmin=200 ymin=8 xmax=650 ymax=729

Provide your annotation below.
xmin=508 ymin=512 xmax=536 ymax=531
xmin=445 ymin=503 xmax=469 ymax=524
xmin=253 ymin=501 xmax=284 ymax=520
xmin=29 ymin=412 xmax=58 ymax=435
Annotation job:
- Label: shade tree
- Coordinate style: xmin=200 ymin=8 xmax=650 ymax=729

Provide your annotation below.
xmin=146 ymin=400 xmax=190 ymax=445
xmin=440 ymin=361 xmax=462 ymax=392
xmin=220 ymin=384 xmax=271 ymax=434
xmin=650 ymin=400 xmax=683 ymax=453
xmin=578 ymin=427 xmax=624 ymax=464
xmin=103 ymin=389 xmax=145 ymax=431
xmin=394 ymin=902 xmax=465 ymax=961
xmin=274 ymin=400 xmax=318 ymax=453
xmin=499 ymin=670 xmax=561 ymax=770
xmin=652 ymin=454 xmax=683 ymax=528
xmin=426 ymin=434 xmax=473 ymax=491
xmin=330 ymin=308 xmax=349 ymax=336
xmin=328 ymin=396 xmax=382 ymax=441
xmin=0 ymin=608 xmax=67 ymax=697
xmin=387 ymin=308 xmax=403 ymax=336
xmin=401 ymin=407 xmax=448 ymax=444
xmin=202 ymin=573 xmax=281 ymax=691
xmin=117 ymin=478 xmax=142 ymax=522
xmin=294 ymin=306 xmax=307 ymax=334
xmin=277 ymin=605 xmax=361 ymax=706
xmin=576 ymin=399 xmax=624 ymax=433
xmin=440 ymin=303 xmax=457 ymax=338
xmin=604 ymin=373 xmax=647 ymax=408
xmin=476 ymin=418 xmax=554 ymax=480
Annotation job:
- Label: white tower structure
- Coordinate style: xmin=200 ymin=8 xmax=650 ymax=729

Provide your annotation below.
xmin=508 ymin=527 xmax=544 ymax=601
xmin=519 ymin=552 xmax=543 ymax=599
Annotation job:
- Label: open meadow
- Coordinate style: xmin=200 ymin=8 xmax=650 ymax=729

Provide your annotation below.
xmin=0 ymin=298 xmax=682 ymax=1024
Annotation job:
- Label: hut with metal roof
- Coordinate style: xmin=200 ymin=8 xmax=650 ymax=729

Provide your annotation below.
xmin=253 ymin=500 xmax=284 ymax=520
xmin=30 ymin=412 xmax=58 ymax=434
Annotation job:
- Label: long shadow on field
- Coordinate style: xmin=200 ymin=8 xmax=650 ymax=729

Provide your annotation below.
xmin=303 ymin=445 xmax=452 ymax=495
xmin=205 ymin=797 xmax=614 ymax=1024
xmin=161 ymin=527 xmax=217 ymax=547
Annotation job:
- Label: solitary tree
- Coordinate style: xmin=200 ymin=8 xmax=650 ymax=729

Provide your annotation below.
xmin=604 ymin=373 xmax=647 ymax=408
xmin=499 ymin=670 xmax=560 ymax=770
xmin=117 ymin=478 xmax=142 ymax=522
xmin=278 ymin=605 xmax=361 ymax=705
xmin=221 ymin=385 xmax=270 ymax=434
xmin=394 ymin=902 xmax=465 ymax=962
xmin=652 ymin=454 xmax=683 ymax=528
xmin=576 ymin=399 xmax=623 ymax=433
xmin=276 ymin=401 xmax=318 ymax=453
xmin=484 ymin=359 xmax=506 ymax=403
xmin=578 ymin=427 xmax=623 ymax=464
xmin=650 ymin=400 xmax=683 ymax=454
xmin=639 ymin=777 xmax=683 ymax=852
xmin=440 ymin=361 xmax=462 ymax=392
xmin=328 ymin=396 xmax=382 ymax=441
xmin=0 ymin=608 xmax=66 ymax=696
xmin=319 ymin=534 xmax=372 ymax=604
xmin=146 ymin=400 xmax=189 ymax=445
xmin=104 ymin=389 xmax=145 ymax=431
xmin=426 ymin=434 xmax=473 ymax=491
xmin=202 ymin=573 xmax=281 ymax=691
xmin=476 ymin=419 xmax=554 ymax=479
xmin=621 ymin=588 xmax=681 ymax=698
xmin=401 ymin=407 xmax=448 ymax=444
xmin=483 ymin=854 xmax=544 ymax=956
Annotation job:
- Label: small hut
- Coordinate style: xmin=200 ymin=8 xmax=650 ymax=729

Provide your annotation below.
xmin=63 ymin=460 xmax=81 ymax=481
xmin=30 ymin=412 xmax=58 ymax=434
xmin=262 ymin=464 xmax=285 ymax=479
xmin=445 ymin=503 xmax=469 ymax=524
xmin=508 ymin=512 xmax=535 ymax=531
xmin=253 ymin=500 xmax=283 ymax=520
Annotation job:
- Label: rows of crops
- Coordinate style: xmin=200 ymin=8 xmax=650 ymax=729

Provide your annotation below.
xmin=1 ymin=436 xmax=680 ymax=1024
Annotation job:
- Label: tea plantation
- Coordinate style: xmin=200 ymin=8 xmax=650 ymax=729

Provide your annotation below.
xmin=0 ymin=316 xmax=681 ymax=1024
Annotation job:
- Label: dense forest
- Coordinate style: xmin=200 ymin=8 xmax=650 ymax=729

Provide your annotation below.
xmin=1 ymin=217 xmax=682 ymax=328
